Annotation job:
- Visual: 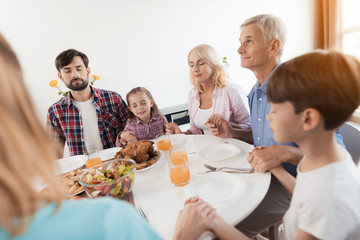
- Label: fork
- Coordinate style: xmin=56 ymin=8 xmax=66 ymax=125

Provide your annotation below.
xmin=137 ymin=207 xmax=148 ymax=221
xmin=198 ymin=169 xmax=254 ymax=174
xmin=203 ymin=163 xmax=253 ymax=172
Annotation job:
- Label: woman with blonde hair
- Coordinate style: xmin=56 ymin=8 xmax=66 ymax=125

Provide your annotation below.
xmin=166 ymin=44 xmax=251 ymax=137
xmin=0 ymin=34 xmax=162 ymax=239
xmin=0 ymin=34 xmax=218 ymax=240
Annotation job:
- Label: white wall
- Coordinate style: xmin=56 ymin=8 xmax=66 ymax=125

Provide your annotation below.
xmin=0 ymin=0 xmax=314 ymax=124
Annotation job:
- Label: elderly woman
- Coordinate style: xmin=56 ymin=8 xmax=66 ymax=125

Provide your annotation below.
xmin=0 ymin=34 xmax=214 ymax=240
xmin=166 ymin=44 xmax=251 ymax=137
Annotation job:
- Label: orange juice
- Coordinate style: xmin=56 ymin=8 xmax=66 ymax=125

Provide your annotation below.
xmin=86 ymin=157 xmax=102 ymax=168
xmin=169 ymin=165 xmax=190 ymax=186
xmin=157 ymin=139 xmax=172 ymax=151
xmin=170 ymin=151 xmax=188 ymax=164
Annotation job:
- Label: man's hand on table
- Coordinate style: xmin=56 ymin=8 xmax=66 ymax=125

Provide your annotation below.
xmin=247 ymin=145 xmax=304 ymax=173
xmin=173 ymin=196 xmax=216 ymax=240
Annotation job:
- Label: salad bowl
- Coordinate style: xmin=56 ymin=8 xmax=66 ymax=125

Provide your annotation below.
xmin=79 ymin=159 xmax=136 ymax=199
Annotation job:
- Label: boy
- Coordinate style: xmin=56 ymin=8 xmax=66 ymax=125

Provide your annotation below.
xmin=266 ymin=51 xmax=360 ymax=239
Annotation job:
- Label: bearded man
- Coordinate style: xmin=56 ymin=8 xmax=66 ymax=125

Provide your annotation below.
xmin=47 ymin=49 xmax=129 ymax=156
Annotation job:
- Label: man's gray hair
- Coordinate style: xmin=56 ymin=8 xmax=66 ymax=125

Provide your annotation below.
xmin=240 ymin=14 xmax=287 ymax=61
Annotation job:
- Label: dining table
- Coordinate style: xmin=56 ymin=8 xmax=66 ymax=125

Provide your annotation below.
xmin=132 ymin=134 xmax=271 ymax=240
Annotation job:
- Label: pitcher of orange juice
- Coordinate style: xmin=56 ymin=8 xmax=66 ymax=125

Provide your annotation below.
xmin=168 ymin=157 xmax=190 ymax=186
xmin=86 ymin=150 xmax=102 ymax=168
xmin=156 ymin=133 xmax=172 ymax=151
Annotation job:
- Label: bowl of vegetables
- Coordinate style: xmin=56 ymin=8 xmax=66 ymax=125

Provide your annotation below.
xmin=78 ymin=159 xmax=136 ymax=199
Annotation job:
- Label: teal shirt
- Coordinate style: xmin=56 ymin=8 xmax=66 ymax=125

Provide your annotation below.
xmin=0 ymin=198 xmax=161 ymax=240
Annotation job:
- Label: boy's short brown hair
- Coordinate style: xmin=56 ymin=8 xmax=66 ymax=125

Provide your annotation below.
xmin=267 ymin=51 xmax=360 ymax=130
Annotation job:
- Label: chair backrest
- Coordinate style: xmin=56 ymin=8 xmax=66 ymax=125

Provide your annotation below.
xmin=340 ymin=122 xmax=360 ymax=165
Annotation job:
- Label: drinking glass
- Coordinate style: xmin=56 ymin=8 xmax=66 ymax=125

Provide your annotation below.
xmin=156 ymin=133 xmax=172 ymax=151
xmin=86 ymin=150 xmax=102 ymax=169
xmin=168 ymin=157 xmax=190 ymax=186
xmin=169 ymin=143 xmax=188 ymax=164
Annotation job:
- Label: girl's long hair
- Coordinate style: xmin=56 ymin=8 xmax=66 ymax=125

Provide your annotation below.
xmin=125 ymin=87 xmax=163 ymax=119
xmin=0 ymin=34 xmax=66 ymax=235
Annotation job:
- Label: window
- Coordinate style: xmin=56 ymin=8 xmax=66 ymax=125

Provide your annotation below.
xmin=343 ymin=0 xmax=360 ymax=119
xmin=342 ymin=0 xmax=360 ymax=59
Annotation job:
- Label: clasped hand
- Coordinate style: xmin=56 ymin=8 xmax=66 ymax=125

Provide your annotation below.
xmin=165 ymin=113 xmax=231 ymax=137
xmin=173 ymin=196 xmax=217 ymax=240
xmin=204 ymin=113 xmax=231 ymax=138
xmin=119 ymin=131 xmax=138 ymax=146
xmin=247 ymin=145 xmax=287 ymax=173
xmin=165 ymin=122 xmax=183 ymax=134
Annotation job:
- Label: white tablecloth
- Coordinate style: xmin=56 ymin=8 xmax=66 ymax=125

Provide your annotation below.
xmin=133 ymin=135 xmax=271 ymax=240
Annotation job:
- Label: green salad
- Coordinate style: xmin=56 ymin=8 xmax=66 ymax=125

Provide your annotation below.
xmin=83 ymin=162 xmax=135 ymax=198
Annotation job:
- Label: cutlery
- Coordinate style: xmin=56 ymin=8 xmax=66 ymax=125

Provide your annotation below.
xmin=198 ymin=169 xmax=254 ymax=174
xmin=203 ymin=163 xmax=253 ymax=172
xmin=137 ymin=207 xmax=148 ymax=221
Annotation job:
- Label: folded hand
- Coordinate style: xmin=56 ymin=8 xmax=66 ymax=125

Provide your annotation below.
xmin=205 ymin=114 xmax=231 ymax=138
xmin=247 ymin=145 xmax=284 ymax=173
xmin=173 ymin=196 xmax=216 ymax=240
xmin=165 ymin=122 xmax=182 ymax=134
xmin=120 ymin=131 xmax=138 ymax=146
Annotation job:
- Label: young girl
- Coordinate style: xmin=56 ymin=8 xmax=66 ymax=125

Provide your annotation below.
xmin=115 ymin=87 xmax=168 ymax=146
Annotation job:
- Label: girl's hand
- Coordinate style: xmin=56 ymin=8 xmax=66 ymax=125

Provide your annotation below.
xmin=165 ymin=122 xmax=182 ymax=134
xmin=120 ymin=131 xmax=138 ymax=146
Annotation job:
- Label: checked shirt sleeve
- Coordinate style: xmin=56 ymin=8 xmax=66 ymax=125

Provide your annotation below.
xmin=46 ymin=107 xmax=65 ymax=144
xmin=117 ymin=96 xmax=130 ymax=127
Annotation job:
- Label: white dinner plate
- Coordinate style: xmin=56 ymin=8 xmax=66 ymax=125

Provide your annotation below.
xmin=136 ymin=150 xmax=164 ymax=173
xmin=68 ymin=188 xmax=85 ymax=198
xmin=100 ymin=147 xmax=121 ymax=161
xmin=185 ymin=172 xmax=246 ymax=204
xmin=40 ymin=156 xmax=87 ymax=198
xmin=38 ymin=180 xmax=85 ymax=198
xmin=197 ymin=143 xmax=241 ymax=162
xmin=56 ymin=155 xmax=87 ymax=175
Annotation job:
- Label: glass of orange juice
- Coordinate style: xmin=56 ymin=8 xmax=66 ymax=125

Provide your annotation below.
xmin=170 ymin=144 xmax=188 ymax=164
xmin=168 ymin=157 xmax=190 ymax=186
xmin=156 ymin=133 xmax=172 ymax=151
xmin=86 ymin=150 xmax=102 ymax=169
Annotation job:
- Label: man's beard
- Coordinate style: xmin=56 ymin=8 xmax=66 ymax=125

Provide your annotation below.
xmin=66 ymin=77 xmax=89 ymax=91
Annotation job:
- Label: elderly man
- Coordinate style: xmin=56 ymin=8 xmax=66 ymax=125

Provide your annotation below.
xmin=47 ymin=49 xmax=129 ymax=156
xmin=207 ymin=14 xmax=344 ymax=238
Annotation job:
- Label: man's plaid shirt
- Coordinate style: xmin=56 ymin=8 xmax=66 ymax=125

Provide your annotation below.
xmin=47 ymin=87 xmax=129 ymax=156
